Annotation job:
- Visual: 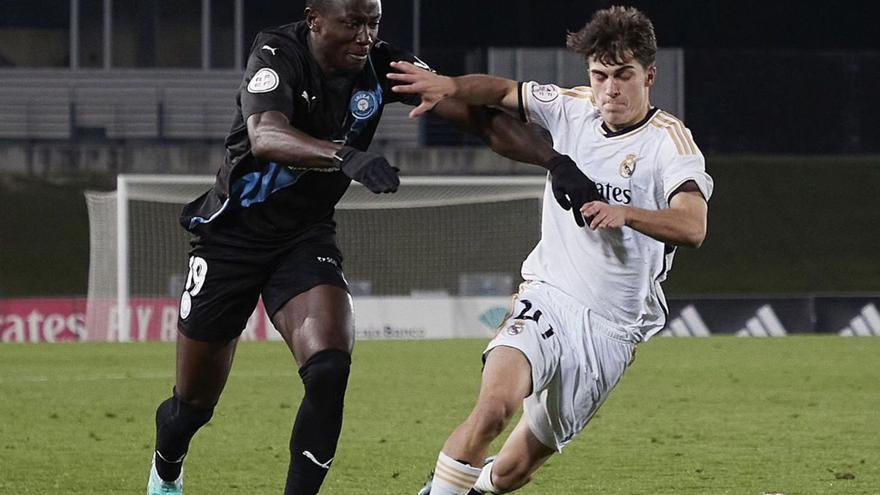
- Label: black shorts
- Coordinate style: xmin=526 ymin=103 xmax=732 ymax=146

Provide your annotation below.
xmin=176 ymin=227 xmax=348 ymax=342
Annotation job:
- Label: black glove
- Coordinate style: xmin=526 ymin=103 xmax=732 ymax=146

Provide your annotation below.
xmin=545 ymin=154 xmax=605 ymax=227
xmin=333 ymin=146 xmax=400 ymax=193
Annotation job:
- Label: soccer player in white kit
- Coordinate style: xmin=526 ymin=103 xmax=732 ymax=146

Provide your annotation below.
xmin=389 ymin=6 xmax=713 ymax=494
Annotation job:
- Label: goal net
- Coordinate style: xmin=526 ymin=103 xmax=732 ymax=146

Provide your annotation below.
xmin=85 ymin=175 xmax=545 ymax=341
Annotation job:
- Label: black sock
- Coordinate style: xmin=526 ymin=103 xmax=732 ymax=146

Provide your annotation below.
xmin=284 ymin=349 xmax=351 ymax=495
xmin=154 ymin=393 xmax=214 ymax=482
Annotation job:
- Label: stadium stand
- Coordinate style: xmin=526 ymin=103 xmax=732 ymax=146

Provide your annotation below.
xmin=0 ymin=70 xmax=421 ymax=145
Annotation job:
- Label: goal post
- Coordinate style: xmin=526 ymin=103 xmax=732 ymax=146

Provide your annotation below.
xmin=86 ymin=174 xmax=546 ymax=342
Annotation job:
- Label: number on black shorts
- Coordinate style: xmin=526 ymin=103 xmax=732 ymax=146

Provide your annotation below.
xmin=179 ymin=256 xmax=207 ymax=319
xmin=184 ymin=256 xmax=208 ymax=296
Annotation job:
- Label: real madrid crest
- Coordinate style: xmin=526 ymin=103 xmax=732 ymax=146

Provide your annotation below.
xmin=350 ymin=90 xmax=378 ymax=120
xmin=619 ymin=153 xmax=637 ymax=178
xmin=506 ymin=320 xmax=525 ymax=336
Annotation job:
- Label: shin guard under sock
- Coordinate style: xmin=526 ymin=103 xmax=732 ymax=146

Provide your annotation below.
xmin=284 ymin=349 xmax=351 ymax=495
xmin=154 ymin=393 xmax=214 ymax=481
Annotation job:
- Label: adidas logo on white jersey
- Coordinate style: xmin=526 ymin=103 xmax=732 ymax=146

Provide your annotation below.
xmin=735 ymin=304 xmax=786 ymax=337
xmin=660 ymin=305 xmax=710 ymax=337
xmin=839 ymin=304 xmax=880 ymax=336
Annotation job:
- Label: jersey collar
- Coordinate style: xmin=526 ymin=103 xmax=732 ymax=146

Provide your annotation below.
xmin=600 ymin=107 xmax=659 ymax=138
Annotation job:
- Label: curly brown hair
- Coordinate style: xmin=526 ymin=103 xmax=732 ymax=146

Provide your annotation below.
xmin=566 ymin=6 xmax=657 ymax=69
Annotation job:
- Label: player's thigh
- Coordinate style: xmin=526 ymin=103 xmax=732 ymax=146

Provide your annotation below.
xmin=177 ymin=250 xmax=267 ymax=342
xmin=575 ymin=315 xmax=638 ymax=412
xmin=491 ymin=282 xmax=617 ymax=451
xmin=271 ymin=285 xmax=354 ymax=365
xmin=484 ymin=285 xmax=564 ymax=401
xmin=478 ymin=346 xmax=533 ymax=413
xmin=262 ymin=240 xmax=352 ymax=364
xmin=528 ymin=311 xmax=637 ymax=451
xmin=174 ymin=249 xmax=268 ymax=405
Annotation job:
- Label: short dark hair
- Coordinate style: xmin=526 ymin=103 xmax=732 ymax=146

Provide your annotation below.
xmin=566 ymin=6 xmax=657 ymax=69
xmin=305 ymin=0 xmax=333 ymax=11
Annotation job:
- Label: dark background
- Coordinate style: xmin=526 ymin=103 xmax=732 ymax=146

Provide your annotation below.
xmin=3 ymin=1 xmax=879 ymax=153
xmin=1 ymin=1 xmax=879 ymax=297
xmin=4 ymin=1 xmax=879 ymax=50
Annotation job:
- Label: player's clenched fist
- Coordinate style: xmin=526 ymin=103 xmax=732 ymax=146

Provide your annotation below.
xmin=544 ymin=155 xmax=606 ymax=227
xmin=333 ymin=146 xmax=400 ymax=193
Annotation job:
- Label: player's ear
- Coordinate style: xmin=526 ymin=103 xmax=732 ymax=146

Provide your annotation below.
xmin=305 ymin=8 xmax=320 ymax=32
xmin=645 ymin=65 xmax=657 ymax=88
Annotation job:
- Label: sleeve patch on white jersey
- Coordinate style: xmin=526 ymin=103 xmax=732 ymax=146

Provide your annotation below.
xmin=247 ymin=68 xmax=280 ymax=94
xmin=531 ymin=84 xmax=559 ymax=102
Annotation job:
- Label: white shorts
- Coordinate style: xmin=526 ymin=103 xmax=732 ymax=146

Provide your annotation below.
xmin=484 ymin=282 xmax=639 ymax=452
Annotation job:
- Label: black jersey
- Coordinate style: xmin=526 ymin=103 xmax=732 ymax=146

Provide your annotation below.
xmin=180 ymin=21 xmax=427 ymax=240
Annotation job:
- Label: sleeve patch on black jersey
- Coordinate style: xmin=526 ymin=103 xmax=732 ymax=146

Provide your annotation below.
xmin=247 ymin=68 xmax=280 ymax=94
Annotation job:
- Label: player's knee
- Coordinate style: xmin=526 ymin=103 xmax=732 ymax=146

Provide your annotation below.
xmin=299 ymin=349 xmax=351 ymax=409
xmin=155 ymin=394 xmax=214 ymax=442
xmin=472 ymin=400 xmax=517 ymax=437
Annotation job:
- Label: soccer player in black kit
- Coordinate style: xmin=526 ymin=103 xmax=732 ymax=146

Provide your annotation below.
xmin=147 ymin=0 xmax=602 ymax=494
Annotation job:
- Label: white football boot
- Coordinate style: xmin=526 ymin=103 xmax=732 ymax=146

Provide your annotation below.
xmin=147 ymin=453 xmax=183 ymax=495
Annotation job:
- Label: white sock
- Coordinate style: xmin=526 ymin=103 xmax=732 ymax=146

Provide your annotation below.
xmin=429 ymin=452 xmax=482 ymax=495
xmin=473 ymin=459 xmax=500 ymax=494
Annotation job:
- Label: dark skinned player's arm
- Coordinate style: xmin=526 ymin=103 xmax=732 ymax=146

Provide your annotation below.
xmin=248 ymin=104 xmax=557 ymax=169
xmin=430 ymin=99 xmax=558 ymax=167
xmin=247 ymin=111 xmax=340 ymax=168
xmin=249 ymin=109 xmax=400 ymax=194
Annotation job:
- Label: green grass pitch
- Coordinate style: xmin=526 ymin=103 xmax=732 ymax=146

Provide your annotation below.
xmin=1 ymin=337 xmax=877 ymax=494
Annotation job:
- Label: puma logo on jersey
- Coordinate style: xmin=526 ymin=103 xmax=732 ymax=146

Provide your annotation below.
xmin=302 ymin=451 xmax=333 ymax=469
xmin=301 ymin=90 xmax=317 ymax=110
xmin=316 ymin=256 xmax=338 ymax=267
xmin=261 ymin=45 xmax=279 ymax=55
xmin=412 ymin=57 xmax=431 ymax=71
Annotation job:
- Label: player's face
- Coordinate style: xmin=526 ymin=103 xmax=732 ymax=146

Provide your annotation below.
xmin=588 ymin=55 xmax=655 ymax=131
xmin=307 ymin=0 xmax=382 ymax=75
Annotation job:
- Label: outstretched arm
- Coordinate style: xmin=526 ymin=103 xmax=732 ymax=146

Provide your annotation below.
xmin=427 ymin=99 xmax=555 ymax=165
xmin=410 ymin=96 xmax=605 ymax=228
xmin=387 ymin=61 xmax=520 ymax=118
xmin=387 ymin=61 xmax=606 ymax=227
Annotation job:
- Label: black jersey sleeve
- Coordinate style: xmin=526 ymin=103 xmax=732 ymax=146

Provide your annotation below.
xmin=374 ymin=41 xmax=434 ymax=107
xmin=240 ymin=37 xmax=302 ymax=121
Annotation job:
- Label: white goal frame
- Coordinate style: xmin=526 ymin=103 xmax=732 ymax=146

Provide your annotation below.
xmin=111 ymin=174 xmax=546 ymax=340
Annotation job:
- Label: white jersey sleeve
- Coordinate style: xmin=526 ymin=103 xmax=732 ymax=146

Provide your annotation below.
xmin=653 ymin=118 xmax=714 ymax=204
xmin=519 ymin=81 xmax=596 ymax=136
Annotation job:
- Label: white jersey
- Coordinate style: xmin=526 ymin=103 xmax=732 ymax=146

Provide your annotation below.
xmin=519 ymin=81 xmax=714 ymax=339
